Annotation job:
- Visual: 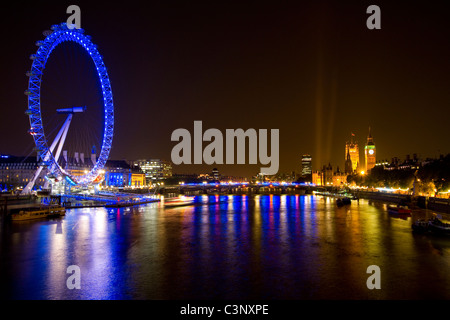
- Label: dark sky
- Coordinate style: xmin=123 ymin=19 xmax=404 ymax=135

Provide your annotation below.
xmin=1 ymin=0 xmax=450 ymax=178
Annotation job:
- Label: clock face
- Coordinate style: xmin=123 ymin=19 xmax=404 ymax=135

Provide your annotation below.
xmin=368 ymin=149 xmax=374 ymax=155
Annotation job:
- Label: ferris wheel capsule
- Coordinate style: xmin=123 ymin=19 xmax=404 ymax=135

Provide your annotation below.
xmin=28 ymin=128 xmax=37 ymax=136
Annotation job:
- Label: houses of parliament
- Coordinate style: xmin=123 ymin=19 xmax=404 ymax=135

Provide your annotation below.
xmin=309 ymin=127 xmax=376 ymax=186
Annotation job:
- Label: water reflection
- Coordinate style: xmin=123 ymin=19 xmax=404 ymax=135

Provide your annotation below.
xmin=1 ymin=195 xmax=450 ymax=299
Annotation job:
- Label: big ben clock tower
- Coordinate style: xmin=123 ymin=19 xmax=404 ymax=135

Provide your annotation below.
xmin=365 ymin=127 xmax=376 ymax=172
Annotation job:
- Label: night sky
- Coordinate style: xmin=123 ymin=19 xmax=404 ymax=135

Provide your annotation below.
xmin=1 ymin=0 xmax=450 ymax=178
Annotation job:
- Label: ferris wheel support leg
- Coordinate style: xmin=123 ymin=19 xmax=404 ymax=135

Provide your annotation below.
xmin=22 ymin=166 xmax=45 ymax=194
xmin=46 ymin=114 xmax=73 ymax=163
xmin=21 ymin=114 xmax=73 ymax=195
xmin=49 ymin=114 xmax=72 ymax=173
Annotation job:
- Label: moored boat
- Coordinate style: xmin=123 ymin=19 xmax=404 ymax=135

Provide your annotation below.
xmin=388 ymin=204 xmax=411 ymax=215
xmin=336 ymin=197 xmax=351 ymax=207
xmin=11 ymin=205 xmax=65 ymax=221
xmin=47 ymin=205 xmax=66 ymax=217
xmin=412 ymin=219 xmax=429 ymax=233
xmin=412 ymin=215 xmax=450 ymax=235
xmin=428 ymin=217 xmax=450 ymax=235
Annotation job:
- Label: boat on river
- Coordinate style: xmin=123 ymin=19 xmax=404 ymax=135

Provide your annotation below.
xmin=336 ymin=197 xmax=351 ymax=207
xmin=428 ymin=217 xmax=450 ymax=235
xmin=164 ymin=196 xmax=195 ymax=207
xmin=412 ymin=216 xmax=450 ymax=235
xmin=11 ymin=205 xmax=65 ymax=221
xmin=412 ymin=219 xmax=429 ymax=233
xmin=388 ymin=204 xmax=411 ymax=215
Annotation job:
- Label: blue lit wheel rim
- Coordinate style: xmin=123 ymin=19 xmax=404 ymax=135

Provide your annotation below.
xmin=25 ymin=23 xmax=114 ymax=186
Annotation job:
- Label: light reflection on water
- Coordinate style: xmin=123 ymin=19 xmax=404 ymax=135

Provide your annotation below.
xmin=1 ymin=195 xmax=450 ymax=300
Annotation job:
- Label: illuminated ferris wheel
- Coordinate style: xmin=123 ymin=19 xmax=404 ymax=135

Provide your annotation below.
xmin=23 ymin=23 xmax=114 ymax=193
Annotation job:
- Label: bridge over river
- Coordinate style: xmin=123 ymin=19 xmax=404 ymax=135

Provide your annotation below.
xmin=2 ymin=183 xmax=450 ymax=214
xmin=158 ymin=183 xmax=450 ymax=214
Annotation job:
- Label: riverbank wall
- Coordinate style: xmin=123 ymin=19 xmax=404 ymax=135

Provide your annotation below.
xmin=353 ymin=191 xmax=450 ymax=214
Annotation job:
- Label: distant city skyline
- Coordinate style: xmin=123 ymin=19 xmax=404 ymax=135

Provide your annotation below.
xmin=1 ymin=1 xmax=450 ymax=178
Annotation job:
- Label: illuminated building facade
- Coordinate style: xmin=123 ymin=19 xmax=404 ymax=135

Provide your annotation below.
xmin=61 ymin=157 xmax=144 ymax=188
xmin=378 ymin=154 xmax=420 ymax=171
xmin=212 ymin=168 xmax=220 ymax=181
xmin=345 ymin=149 xmax=353 ymax=174
xmin=332 ymin=172 xmax=348 ymax=187
xmin=134 ymin=159 xmax=173 ymax=184
xmin=364 ymin=127 xmax=376 ymax=172
xmin=312 ymin=164 xmax=348 ymax=187
xmin=103 ymin=160 xmax=145 ymax=188
xmin=301 ymin=154 xmax=312 ymax=182
xmin=312 ymin=164 xmax=331 ymax=186
xmin=130 ymin=173 xmax=146 ymax=187
xmin=0 ymin=155 xmax=46 ymax=191
xmin=0 ymin=155 xmax=144 ymax=190
xmin=312 ymin=171 xmax=323 ymax=186
xmin=345 ymin=133 xmax=359 ymax=172
xmin=60 ymin=154 xmax=95 ymax=180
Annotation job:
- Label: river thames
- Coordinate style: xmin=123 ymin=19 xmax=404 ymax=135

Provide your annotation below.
xmin=1 ymin=194 xmax=450 ymax=300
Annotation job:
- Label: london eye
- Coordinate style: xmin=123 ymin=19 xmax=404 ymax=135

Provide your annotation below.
xmin=23 ymin=23 xmax=114 ymax=193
